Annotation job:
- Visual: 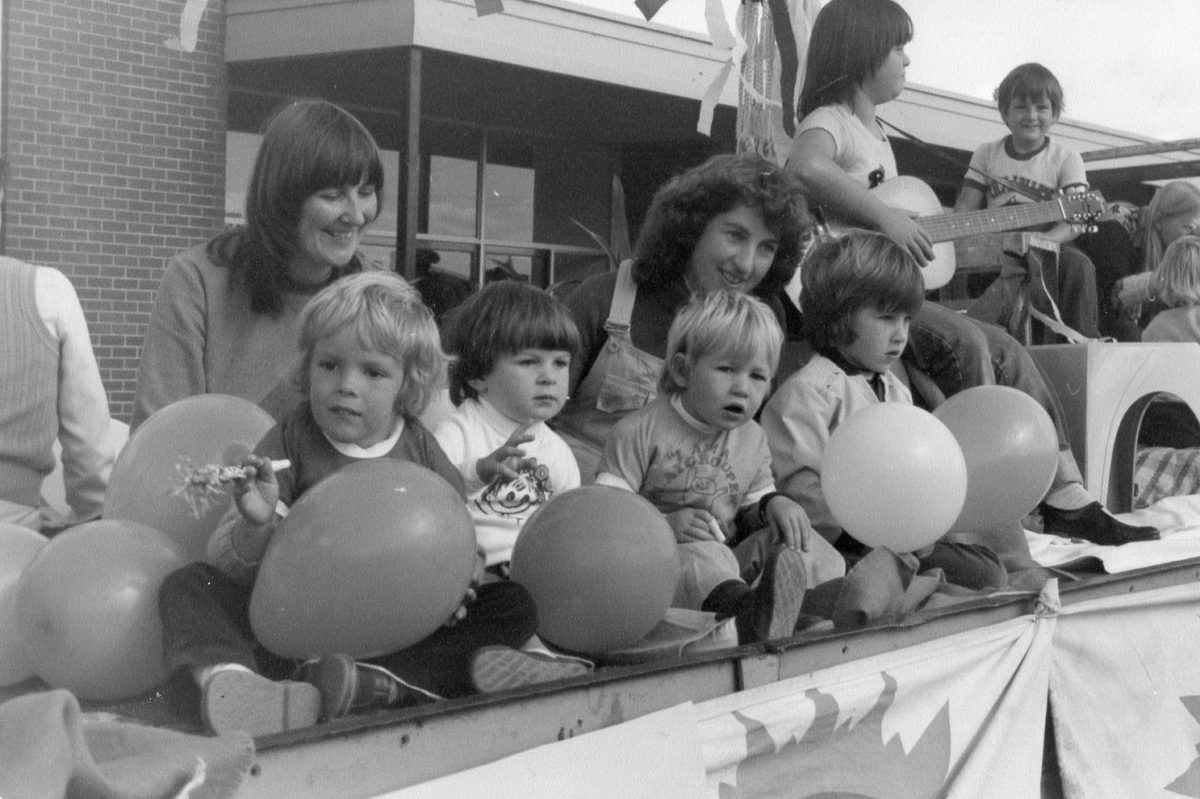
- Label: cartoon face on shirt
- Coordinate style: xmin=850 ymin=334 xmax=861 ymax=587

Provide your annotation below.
xmin=475 ymin=463 xmax=553 ymax=517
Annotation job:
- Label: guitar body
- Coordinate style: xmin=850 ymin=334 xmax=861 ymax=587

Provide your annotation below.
xmin=869 ymin=176 xmax=957 ymax=290
xmin=784 ymin=176 xmax=1107 ymax=309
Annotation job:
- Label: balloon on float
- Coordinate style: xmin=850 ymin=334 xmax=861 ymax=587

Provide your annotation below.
xmin=250 ymin=460 xmax=477 ymax=659
xmin=821 ymin=403 xmax=968 ymax=552
xmin=16 ymin=520 xmax=187 ymax=702
xmin=934 ymin=385 xmax=1059 ymax=532
xmin=103 ymin=394 xmax=275 ymax=561
xmin=510 ymin=486 xmax=679 ymax=656
xmin=0 ymin=523 xmax=48 ymax=687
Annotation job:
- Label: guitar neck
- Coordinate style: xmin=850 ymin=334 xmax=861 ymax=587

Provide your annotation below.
xmin=920 ymin=201 xmax=1067 ymax=244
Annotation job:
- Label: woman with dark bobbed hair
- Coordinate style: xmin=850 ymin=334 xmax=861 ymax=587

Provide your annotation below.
xmin=133 ymin=98 xmax=384 ymax=428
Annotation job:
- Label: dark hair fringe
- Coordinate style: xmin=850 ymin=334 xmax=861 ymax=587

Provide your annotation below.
xmin=443 ymin=281 xmax=582 ymax=405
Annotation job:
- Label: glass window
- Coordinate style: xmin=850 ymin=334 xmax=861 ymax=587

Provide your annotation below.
xmin=412 ymin=246 xmax=477 ymax=323
xmin=422 ymin=121 xmax=480 ymax=237
xmin=427 ymin=155 xmax=477 ymax=238
xmin=484 ymin=132 xmax=535 ymax=242
xmin=483 ymin=254 xmax=534 ymax=284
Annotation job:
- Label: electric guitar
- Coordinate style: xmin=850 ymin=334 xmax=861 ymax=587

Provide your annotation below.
xmin=807 ymin=176 xmax=1110 ymax=292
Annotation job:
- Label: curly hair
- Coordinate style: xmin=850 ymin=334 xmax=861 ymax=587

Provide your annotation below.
xmin=442 ymin=281 xmax=581 ymax=405
xmin=631 ymin=152 xmax=813 ymax=301
xmin=800 ymin=231 xmax=924 ymax=351
xmin=293 ymin=271 xmax=447 ymax=420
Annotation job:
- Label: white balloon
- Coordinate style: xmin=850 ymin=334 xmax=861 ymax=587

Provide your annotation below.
xmin=822 ymin=403 xmax=967 ymax=552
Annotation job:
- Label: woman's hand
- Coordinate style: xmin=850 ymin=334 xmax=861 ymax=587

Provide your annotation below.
xmin=228 ymin=454 xmax=281 ymax=526
xmin=877 ymin=207 xmax=934 ymax=267
xmin=762 ymin=495 xmax=814 ymax=552
xmin=476 ymin=425 xmax=537 ymax=484
xmin=667 ymin=508 xmax=725 ymax=544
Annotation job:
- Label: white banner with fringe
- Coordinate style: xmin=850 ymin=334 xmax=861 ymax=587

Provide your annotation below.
xmin=1050 ymin=579 xmax=1200 ymax=799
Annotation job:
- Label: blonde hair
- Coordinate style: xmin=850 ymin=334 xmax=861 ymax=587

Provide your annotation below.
xmin=659 ymin=290 xmax=783 ymax=395
xmin=293 ymin=271 xmax=448 ymax=419
xmin=1142 ymin=182 xmax=1200 ymax=273
xmin=1156 ymin=236 xmax=1200 ymax=308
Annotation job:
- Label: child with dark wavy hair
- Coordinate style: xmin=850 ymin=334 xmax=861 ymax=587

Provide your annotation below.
xmin=435 ymin=280 xmax=582 ymax=571
xmin=762 ymin=232 xmax=1007 ymax=590
xmin=555 ymin=153 xmax=813 ymax=481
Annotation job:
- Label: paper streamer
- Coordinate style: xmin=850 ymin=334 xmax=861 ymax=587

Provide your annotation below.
xmin=635 ymin=0 xmax=672 ymax=20
xmin=696 ymin=0 xmax=744 ymax=136
xmin=164 ymin=0 xmax=211 ymax=53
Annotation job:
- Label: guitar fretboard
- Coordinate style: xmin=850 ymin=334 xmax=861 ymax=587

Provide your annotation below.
xmin=920 ymin=201 xmax=1067 ymax=243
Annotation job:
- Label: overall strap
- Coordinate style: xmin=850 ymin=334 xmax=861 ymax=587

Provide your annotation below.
xmin=603 ymin=259 xmax=638 ymax=335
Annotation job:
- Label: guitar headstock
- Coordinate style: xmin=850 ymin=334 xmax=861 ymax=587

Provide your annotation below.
xmin=1061 ymin=190 xmax=1110 ymax=227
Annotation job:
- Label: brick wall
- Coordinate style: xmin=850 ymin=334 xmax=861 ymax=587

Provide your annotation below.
xmin=3 ymin=0 xmax=227 ymax=423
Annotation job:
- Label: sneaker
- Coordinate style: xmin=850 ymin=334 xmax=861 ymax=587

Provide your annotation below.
xmin=744 ymin=547 xmax=807 ymax=642
xmin=469 ymin=646 xmax=592 ymax=694
xmin=201 ymin=666 xmax=320 ymax=737
xmin=301 ymin=654 xmax=433 ymax=721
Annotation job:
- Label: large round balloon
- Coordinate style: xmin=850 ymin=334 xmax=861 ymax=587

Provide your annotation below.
xmin=934 ymin=385 xmax=1059 ymax=532
xmin=103 ymin=394 xmax=275 ymax=561
xmin=822 ymin=403 xmax=968 ymax=552
xmin=0 ymin=523 xmax=48 ymax=687
xmin=250 ymin=460 xmax=477 ymax=659
xmin=510 ymin=486 xmax=679 ymax=656
xmin=16 ymin=520 xmax=187 ymax=701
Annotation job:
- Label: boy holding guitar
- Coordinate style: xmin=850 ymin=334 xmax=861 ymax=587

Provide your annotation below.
xmin=953 ymin=62 xmax=1100 ymax=340
xmin=785 ymin=0 xmax=1157 ymax=547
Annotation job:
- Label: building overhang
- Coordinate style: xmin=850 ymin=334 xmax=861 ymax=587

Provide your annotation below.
xmin=226 ymin=0 xmax=1197 ymax=188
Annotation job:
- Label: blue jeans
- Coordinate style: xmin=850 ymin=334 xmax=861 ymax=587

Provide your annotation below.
xmin=905 ymin=302 xmax=1084 ymax=488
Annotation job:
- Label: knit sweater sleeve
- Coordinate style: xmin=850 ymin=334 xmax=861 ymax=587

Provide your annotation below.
xmin=132 ymin=248 xmax=211 ymax=430
xmin=38 ymin=267 xmax=116 ymax=522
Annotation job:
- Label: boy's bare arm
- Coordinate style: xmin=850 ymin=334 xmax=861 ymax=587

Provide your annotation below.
xmin=953 ymin=184 xmax=986 ymax=214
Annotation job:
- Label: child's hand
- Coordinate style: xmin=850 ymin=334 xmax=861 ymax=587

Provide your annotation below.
xmin=445 ymin=547 xmax=486 ymax=628
xmin=228 ymin=454 xmax=281 ymax=527
xmin=667 ymin=508 xmax=725 ymax=544
xmin=476 ymin=425 xmax=537 ymax=484
xmin=763 ymin=495 xmax=814 ymax=553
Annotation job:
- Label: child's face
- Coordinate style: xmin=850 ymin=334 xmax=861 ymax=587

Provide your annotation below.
xmin=840 ymin=305 xmax=912 ymax=374
xmin=308 ymin=326 xmax=403 ymax=448
xmin=1158 ymin=208 xmax=1200 ymax=248
xmin=470 ymin=349 xmax=571 ymax=425
xmin=676 ymin=348 xmax=773 ymax=432
xmin=1003 ymin=95 xmax=1057 ymax=152
xmin=291 ymin=178 xmax=379 ymax=282
xmin=861 ymin=45 xmax=909 ymax=105
xmin=685 ymin=205 xmax=779 ymax=295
